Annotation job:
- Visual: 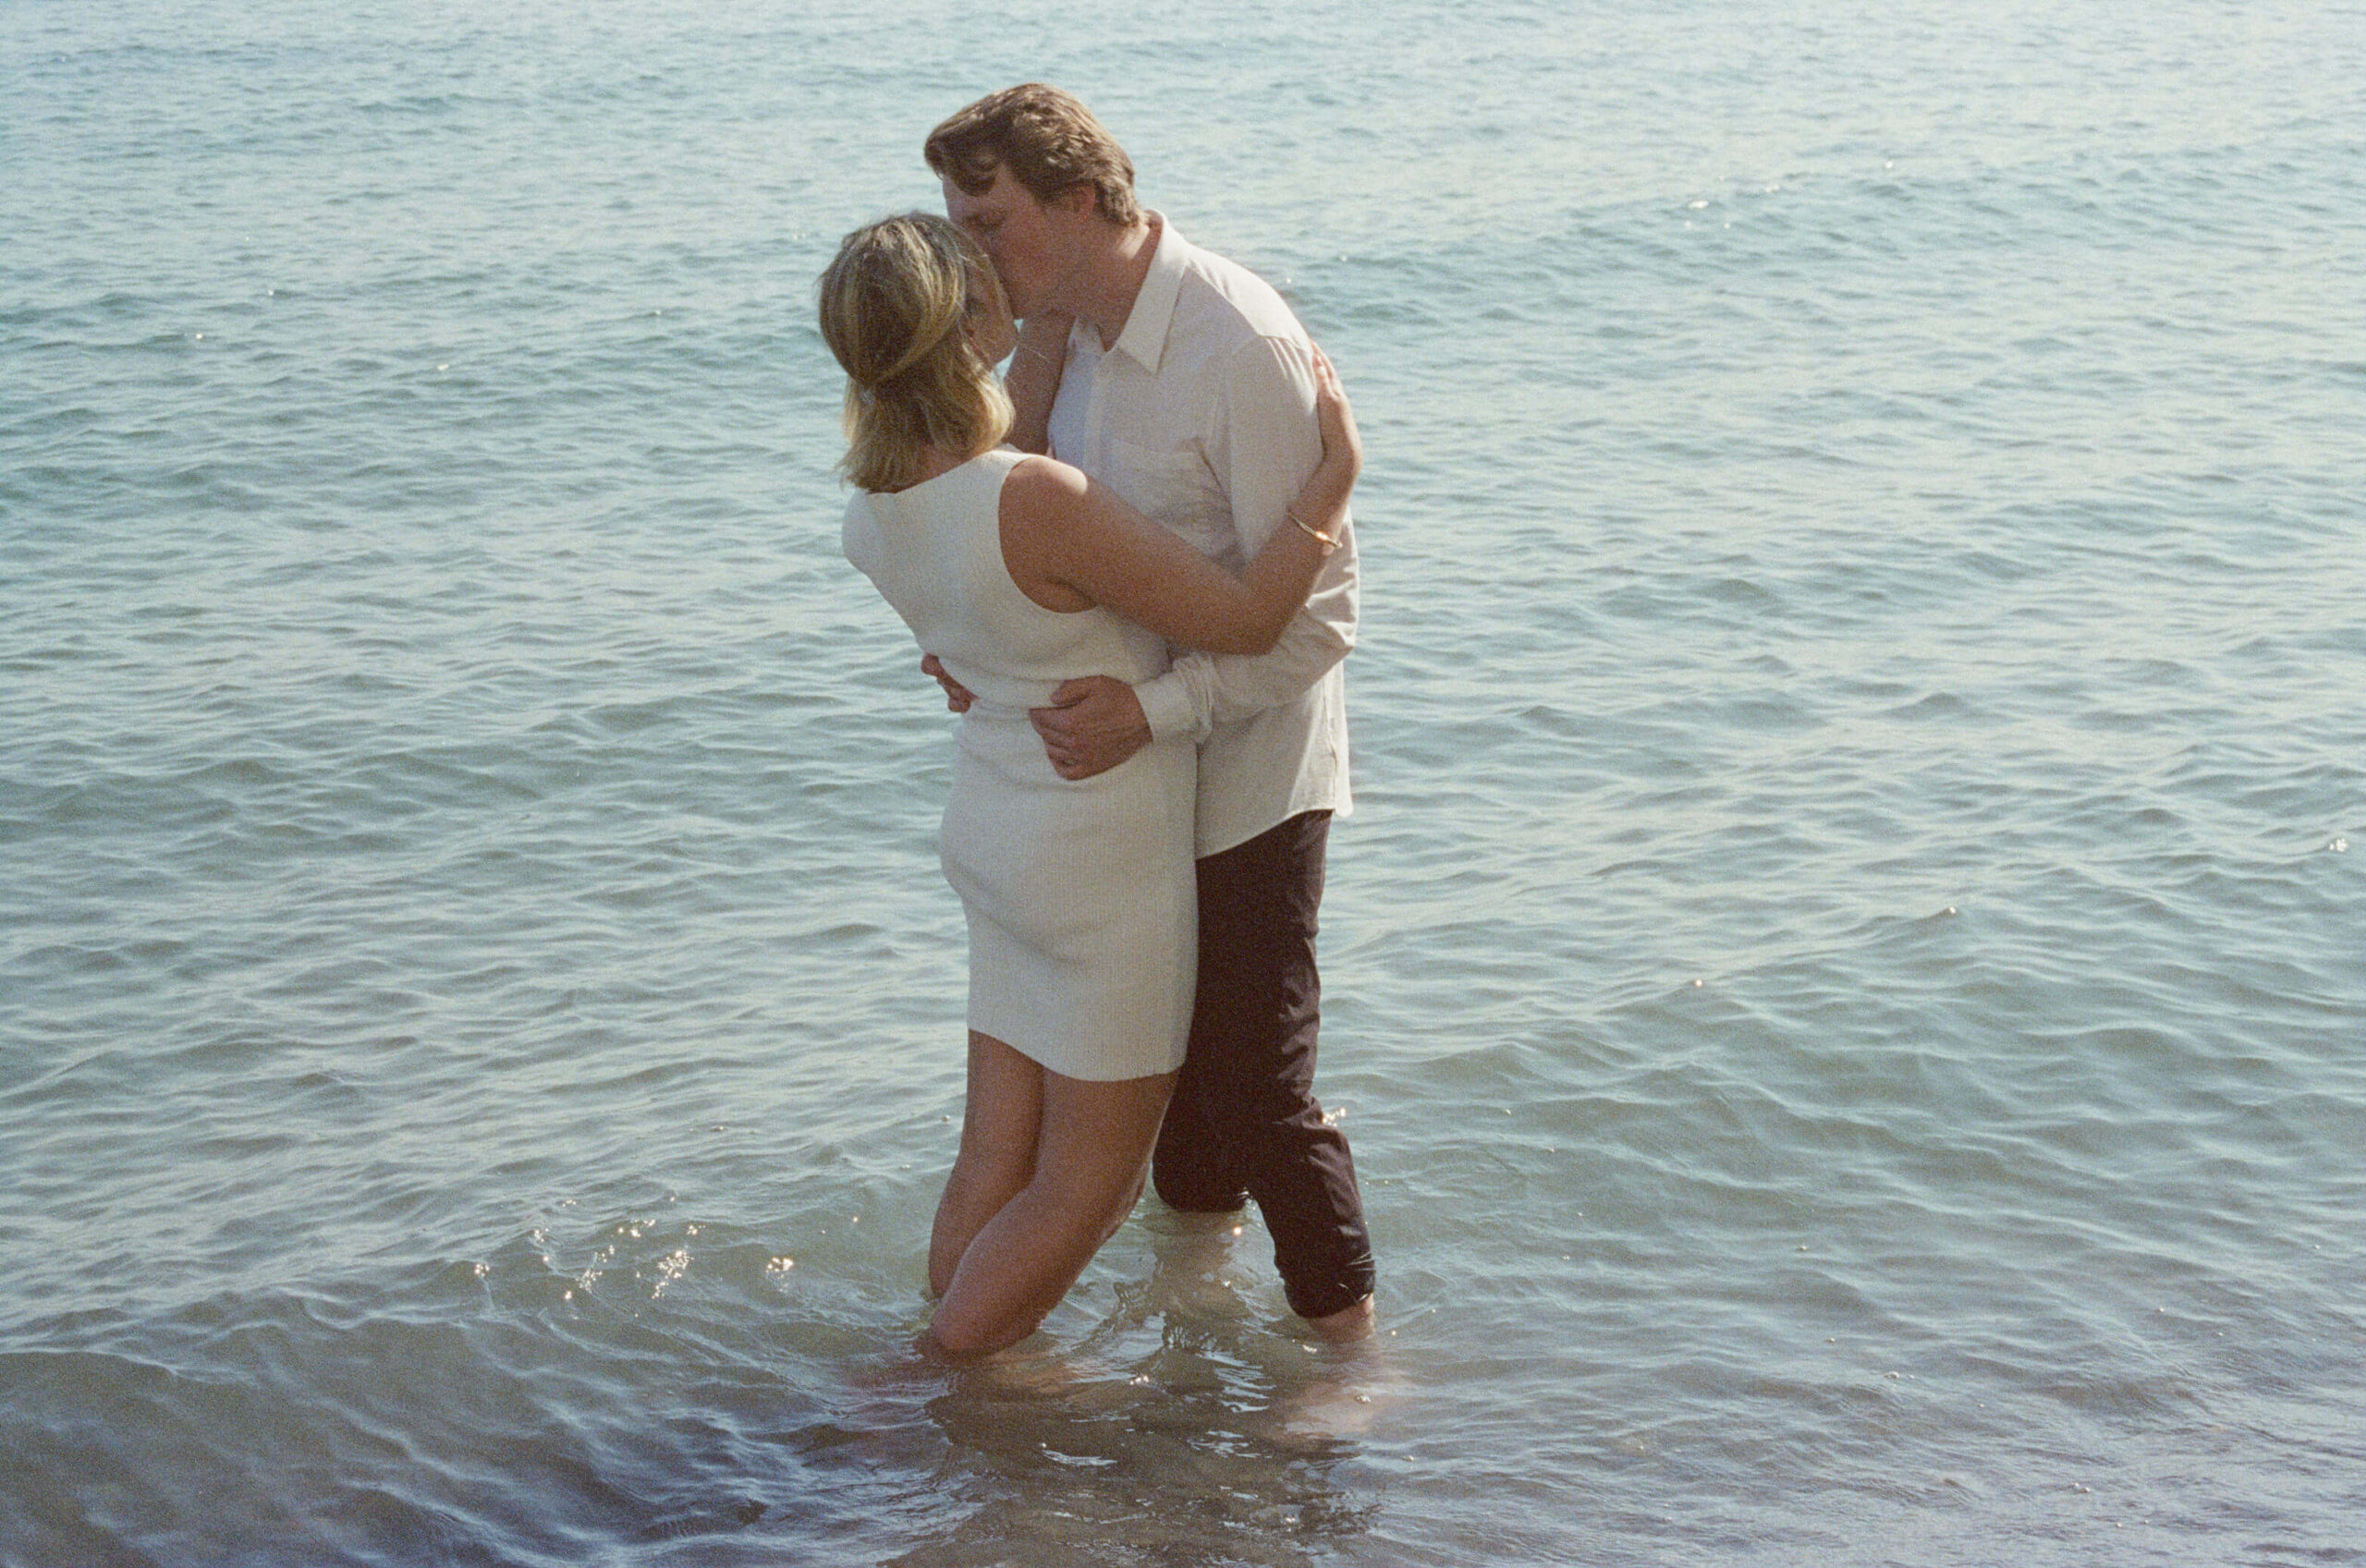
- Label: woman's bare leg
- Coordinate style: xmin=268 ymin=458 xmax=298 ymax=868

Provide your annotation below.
xmin=929 ymin=1031 xmax=1043 ymax=1297
xmin=925 ymin=1051 xmax=1175 ymax=1357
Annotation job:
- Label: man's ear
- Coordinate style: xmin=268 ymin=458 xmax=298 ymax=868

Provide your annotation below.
xmin=1055 ymin=183 xmax=1102 ymax=220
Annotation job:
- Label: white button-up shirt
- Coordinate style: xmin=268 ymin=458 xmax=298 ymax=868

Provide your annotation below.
xmin=1046 ymin=216 xmax=1357 ymax=857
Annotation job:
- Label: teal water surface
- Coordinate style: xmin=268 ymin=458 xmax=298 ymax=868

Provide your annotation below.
xmin=5 ymin=2 xmax=2363 ymax=1562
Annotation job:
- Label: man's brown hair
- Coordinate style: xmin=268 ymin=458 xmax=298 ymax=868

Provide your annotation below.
xmin=924 ymin=83 xmax=1141 ymax=226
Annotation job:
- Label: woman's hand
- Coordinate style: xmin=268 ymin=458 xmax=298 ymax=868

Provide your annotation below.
xmin=1016 ymin=310 xmax=1074 ymax=363
xmin=1287 ymin=345 xmax=1360 ymax=546
xmin=1310 ymin=346 xmax=1361 ymax=484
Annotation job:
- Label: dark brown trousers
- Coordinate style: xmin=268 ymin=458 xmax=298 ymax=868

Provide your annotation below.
xmin=1153 ymin=809 xmax=1375 ymax=1320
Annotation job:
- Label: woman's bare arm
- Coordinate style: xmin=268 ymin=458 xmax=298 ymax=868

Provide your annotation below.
xmin=1000 ymin=350 xmax=1360 ymax=655
xmin=1003 ymin=312 xmax=1071 ymax=456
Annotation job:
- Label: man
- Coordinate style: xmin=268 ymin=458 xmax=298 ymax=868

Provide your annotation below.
xmin=921 ymin=84 xmax=1375 ymax=1341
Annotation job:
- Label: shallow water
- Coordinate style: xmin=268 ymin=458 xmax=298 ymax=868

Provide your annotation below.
xmin=6 ymin=2 xmax=2364 ymax=1562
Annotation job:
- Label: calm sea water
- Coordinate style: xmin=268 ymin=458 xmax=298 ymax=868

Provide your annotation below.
xmin=6 ymin=2 xmax=2363 ymax=1562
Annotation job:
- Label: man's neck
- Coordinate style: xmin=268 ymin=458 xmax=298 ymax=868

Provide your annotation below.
xmin=1067 ymin=214 xmax=1161 ymax=351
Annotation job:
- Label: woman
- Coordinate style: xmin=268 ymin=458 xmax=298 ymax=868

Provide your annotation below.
xmin=818 ymin=213 xmax=1359 ymax=1357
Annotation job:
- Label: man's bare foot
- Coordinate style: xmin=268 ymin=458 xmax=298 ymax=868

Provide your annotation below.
xmin=1304 ymin=1294 xmax=1374 ymax=1343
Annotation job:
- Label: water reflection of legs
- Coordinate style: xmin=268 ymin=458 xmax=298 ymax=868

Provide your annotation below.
xmin=905 ymin=1343 xmax=1377 ymax=1566
xmin=1262 ymin=1333 xmax=1402 ymax=1452
xmin=1132 ymin=1204 xmax=1403 ymax=1451
xmin=1140 ymin=1203 xmax=1259 ymax=1326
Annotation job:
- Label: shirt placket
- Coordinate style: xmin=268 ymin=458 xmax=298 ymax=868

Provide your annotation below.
xmin=1083 ymin=340 xmax=1114 ymax=479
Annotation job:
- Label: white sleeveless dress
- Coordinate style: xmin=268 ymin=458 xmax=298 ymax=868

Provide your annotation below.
xmin=842 ymin=448 xmax=1196 ymax=1081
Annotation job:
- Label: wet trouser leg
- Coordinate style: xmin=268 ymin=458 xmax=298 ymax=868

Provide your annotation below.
xmin=1153 ymin=809 xmax=1375 ymax=1321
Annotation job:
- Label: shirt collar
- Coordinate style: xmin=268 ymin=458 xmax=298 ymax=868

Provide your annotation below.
xmin=1107 ymin=213 xmax=1186 ymax=374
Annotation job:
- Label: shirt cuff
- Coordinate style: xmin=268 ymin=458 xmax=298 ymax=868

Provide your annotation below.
xmin=1135 ymin=672 xmax=1201 ymax=744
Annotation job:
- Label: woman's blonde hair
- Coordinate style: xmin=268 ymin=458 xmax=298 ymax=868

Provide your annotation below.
xmin=818 ymin=213 xmax=1012 ymax=494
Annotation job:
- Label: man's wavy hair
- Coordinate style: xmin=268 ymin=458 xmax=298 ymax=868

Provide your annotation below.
xmin=924 ymin=83 xmax=1141 ymax=225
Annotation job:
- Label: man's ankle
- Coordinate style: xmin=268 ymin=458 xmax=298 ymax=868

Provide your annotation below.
xmin=1303 ymin=1294 xmax=1375 ymax=1343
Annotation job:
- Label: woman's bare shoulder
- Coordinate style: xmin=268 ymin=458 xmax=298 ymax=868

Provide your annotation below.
xmin=995 ymin=453 xmax=1096 ymax=612
xmin=998 ymin=452 xmax=1089 ymax=515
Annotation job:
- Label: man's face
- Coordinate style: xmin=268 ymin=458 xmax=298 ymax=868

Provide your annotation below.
xmin=942 ymin=164 xmax=1083 ymax=319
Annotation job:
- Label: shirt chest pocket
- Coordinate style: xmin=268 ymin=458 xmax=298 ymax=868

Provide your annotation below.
xmin=1103 ymin=437 xmax=1234 ymax=562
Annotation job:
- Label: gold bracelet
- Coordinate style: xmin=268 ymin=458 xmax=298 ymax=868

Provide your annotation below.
xmin=1287 ymin=504 xmax=1341 ymax=556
